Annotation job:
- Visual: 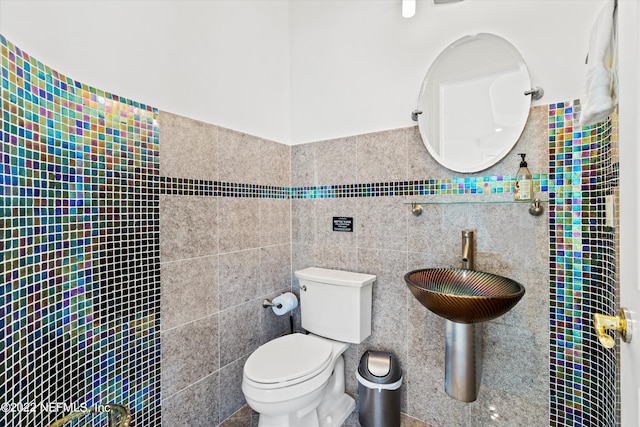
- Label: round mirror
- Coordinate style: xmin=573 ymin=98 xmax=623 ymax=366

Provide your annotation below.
xmin=416 ymin=33 xmax=532 ymax=173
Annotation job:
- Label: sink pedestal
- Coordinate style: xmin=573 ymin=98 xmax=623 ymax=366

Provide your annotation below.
xmin=445 ymin=320 xmax=482 ymax=402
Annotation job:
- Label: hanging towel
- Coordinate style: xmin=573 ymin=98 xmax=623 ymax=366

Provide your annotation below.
xmin=580 ymin=0 xmax=618 ymax=126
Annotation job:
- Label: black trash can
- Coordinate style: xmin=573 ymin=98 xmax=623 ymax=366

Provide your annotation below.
xmin=356 ymin=350 xmax=402 ymax=427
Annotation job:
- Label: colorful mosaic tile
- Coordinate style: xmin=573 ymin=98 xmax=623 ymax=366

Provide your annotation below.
xmin=157 ymin=176 xmax=289 ymax=198
xmin=1 ymin=34 xmax=160 ymax=426
xmin=288 ymin=174 xmax=548 ymax=199
xmin=548 ymin=100 xmax=617 ymax=427
xmin=158 ymin=175 xmax=549 ymax=199
xmin=1 ymin=31 xmax=620 ymax=427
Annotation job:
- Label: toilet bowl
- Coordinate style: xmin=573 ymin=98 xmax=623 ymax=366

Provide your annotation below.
xmin=242 ymin=267 xmax=376 ymax=427
xmin=242 ymin=333 xmax=354 ymax=427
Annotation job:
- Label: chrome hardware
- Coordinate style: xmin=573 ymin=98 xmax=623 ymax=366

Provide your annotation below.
xmin=407 ymin=200 xmax=547 ymax=216
xmin=529 ymin=199 xmax=544 ymax=216
xmin=593 ymin=308 xmax=632 ymax=348
xmin=300 ymin=285 xmax=307 ymax=292
xmin=366 ymin=352 xmax=392 ymax=377
xmin=262 ymin=299 xmax=283 ymax=309
xmin=524 ymin=86 xmax=544 ymax=101
xmin=411 ymin=201 xmax=423 ymax=216
xmin=461 ymin=230 xmax=475 ymax=270
xmin=411 ymin=110 xmax=423 ymax=121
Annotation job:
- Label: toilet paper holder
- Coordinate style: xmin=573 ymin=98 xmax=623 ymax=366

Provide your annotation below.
xmin=262 ymin=299 xmax=283 ymax=309
xmin=263 ymin=292 xmax=299 ymax=316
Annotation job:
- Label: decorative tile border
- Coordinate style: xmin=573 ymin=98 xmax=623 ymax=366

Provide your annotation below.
xmin=158 ymin=175 xmax=549 ymax=199
xmin=548 ymin=100 xmax=618 ymax=427
xmin=157 ymin=176 xmax=289 ymax=198
xmin=290 ymin=175 xmax=549 ymax=199
xmin=1 ymin=35 xmax=160 ymax=426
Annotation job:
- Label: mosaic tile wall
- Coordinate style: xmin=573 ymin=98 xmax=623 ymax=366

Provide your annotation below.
xmin=548 ymin=101 xmax=618 ymax=427
xmin=0 ymin=35 xmax=161 ymax=426
xmin=0 ymin=33 xmax=620 ymax=427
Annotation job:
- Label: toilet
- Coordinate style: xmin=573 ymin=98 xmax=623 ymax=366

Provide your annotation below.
xmin=242 ymin=267 xmax=376 ymax=427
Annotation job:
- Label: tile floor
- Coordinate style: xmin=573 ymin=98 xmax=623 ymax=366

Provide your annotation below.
xmin=218 ymin=405 xmax=436 ymax=427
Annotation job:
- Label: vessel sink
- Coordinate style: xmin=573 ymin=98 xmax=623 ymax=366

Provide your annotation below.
xmin=404 ymin=268 xmax=525 ymax=323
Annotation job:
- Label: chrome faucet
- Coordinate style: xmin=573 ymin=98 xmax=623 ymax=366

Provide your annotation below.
xmin=461 ymin=230 xmax=475 ymax=270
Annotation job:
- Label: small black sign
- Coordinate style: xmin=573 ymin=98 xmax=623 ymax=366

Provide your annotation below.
xmin=333 ymin=217 xmax=353 ymax=232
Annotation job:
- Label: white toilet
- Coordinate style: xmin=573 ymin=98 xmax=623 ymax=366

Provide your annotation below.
xmin=242 ymin=267 xmax=376 ymax=427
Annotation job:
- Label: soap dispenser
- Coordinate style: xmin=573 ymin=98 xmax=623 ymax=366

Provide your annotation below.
xmin=514 ymin=153 xmax=532 ymax=201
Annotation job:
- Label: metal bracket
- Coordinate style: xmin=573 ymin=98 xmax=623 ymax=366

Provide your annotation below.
xmin=529 ymin=199 xmax=544 ymax=216
xmin=411 ymin=202 xmax=423 ymax=216
xmin=524 ymin=87 xmax=544 ymax=101
xmin=411 ymin=110 xmax=423 ymax=121
xmin=262 ymin=299 xmax=283 ymax=309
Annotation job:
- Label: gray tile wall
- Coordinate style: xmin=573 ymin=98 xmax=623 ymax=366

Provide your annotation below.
xmin=159 ymin=111 xmax=292 ymax=426
xmin=291 ymin=106 xmax=550 ymax=426
xmin=159 ymin=105 xmax=549 ymax=427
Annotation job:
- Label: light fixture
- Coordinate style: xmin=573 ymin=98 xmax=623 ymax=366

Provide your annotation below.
xmin=402 ymin=0 xmax=416 ymax=18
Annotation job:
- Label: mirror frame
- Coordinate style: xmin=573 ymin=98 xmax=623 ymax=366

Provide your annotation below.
xmin=416 ymin=33 xmax=532 ymax=173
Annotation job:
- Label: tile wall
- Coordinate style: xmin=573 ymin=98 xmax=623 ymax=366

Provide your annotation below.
xmin=291 ymin=107 xmax=551 ymax=426
xmin=157 ymin=112 xmax=292 ymax=426
xmin=548 ymin=102 xmax=618 ymax=427
xmin=0 ymin=35 xmax=295 ymax=427
xmin=1 ymin=35 xmax=161 ymax=426
xmin=289 ymin=102 xmax=619 ymax=427
xmin=1 ymin=32 xmax=621 ymax=427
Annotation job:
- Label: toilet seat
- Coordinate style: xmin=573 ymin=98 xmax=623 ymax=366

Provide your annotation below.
xmin=244 ymin=334 xmax=333 ymax=390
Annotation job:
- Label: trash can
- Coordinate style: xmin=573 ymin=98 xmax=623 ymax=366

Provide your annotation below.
xmin=356 ymin=350 xmax=402 ymax=427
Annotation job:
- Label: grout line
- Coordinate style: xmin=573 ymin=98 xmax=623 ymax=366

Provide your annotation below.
xmin=160 ymin=370 xmax=220 ymax=403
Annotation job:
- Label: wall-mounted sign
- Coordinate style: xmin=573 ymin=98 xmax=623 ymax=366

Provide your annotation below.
xmin=333 ymin=217 xmax=353 ymax=232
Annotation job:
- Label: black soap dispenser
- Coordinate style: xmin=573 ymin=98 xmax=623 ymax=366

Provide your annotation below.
xmin=514 ymin=153 xmax=532 ymax=201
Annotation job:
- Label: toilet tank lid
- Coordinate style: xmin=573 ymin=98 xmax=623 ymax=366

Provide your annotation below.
xmin=295 ymin=267 xmax=376 ymax=288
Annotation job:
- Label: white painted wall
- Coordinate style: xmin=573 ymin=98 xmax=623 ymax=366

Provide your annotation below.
xmin=0 ymin=0 xmax=291 ymax=144
xmin=0 ymin=0 xmax=601 ymax=145
xmin=290 ymin=0 xmax=601 ymax=144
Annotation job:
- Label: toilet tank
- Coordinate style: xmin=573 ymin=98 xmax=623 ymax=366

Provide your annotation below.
xmin=295 ymin=267 xmax=376 ymax=344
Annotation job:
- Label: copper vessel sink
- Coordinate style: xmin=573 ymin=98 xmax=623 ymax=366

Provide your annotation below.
xmin=405 ymin=268 xmax=525 ymax=323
